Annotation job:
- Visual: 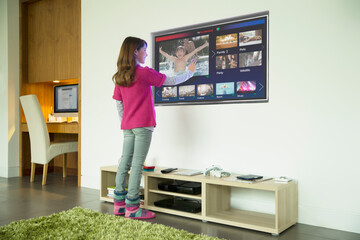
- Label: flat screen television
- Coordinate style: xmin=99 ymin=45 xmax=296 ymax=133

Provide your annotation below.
xmin=54 ymin=84 xmax=78 ymax=117
xmin=152 ymin=11 xmax=269 ymax=106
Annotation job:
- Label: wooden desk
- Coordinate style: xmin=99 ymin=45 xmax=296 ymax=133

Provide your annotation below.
xmin=20 ymin=122 xmax=79 ymax=182
xmin=21 ymin=122 xmax=79 ymax=134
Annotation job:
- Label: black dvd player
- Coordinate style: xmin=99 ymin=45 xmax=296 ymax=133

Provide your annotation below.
xmin=154 ymin=198 xmax=201 ymax=213
xmin=158 ymin=180 xmax=201 ymax=195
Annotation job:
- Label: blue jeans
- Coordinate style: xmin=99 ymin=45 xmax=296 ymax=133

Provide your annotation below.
xmin=115 ymin=128 xmax=152 ymax=198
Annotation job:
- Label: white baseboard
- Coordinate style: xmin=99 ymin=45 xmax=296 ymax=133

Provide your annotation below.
xmin=0 ymin=167 xmax=6 ymax=178
xmin=299 ymin=205 xmax=360 ymax=234
xmin=0 ymin=166 xmax=19 ymax=178
xmin=8 ymin=166 xmax=19 ymax=177
xmin=81 ymin=174 xmax=100 ymax=190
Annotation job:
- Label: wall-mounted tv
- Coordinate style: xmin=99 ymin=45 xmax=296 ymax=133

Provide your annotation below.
xmin=152 ymin=11 xmax=269 ymax=106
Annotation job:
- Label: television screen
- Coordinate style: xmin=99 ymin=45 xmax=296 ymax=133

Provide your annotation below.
xmin=54 ymin=84 xmax=78 ymax=117
xmin=152 ymin=11 xmax=269 ymax=106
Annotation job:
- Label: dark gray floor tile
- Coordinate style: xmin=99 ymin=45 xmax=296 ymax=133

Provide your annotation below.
xmin=0 ymin=174 xmax=359 ymax=240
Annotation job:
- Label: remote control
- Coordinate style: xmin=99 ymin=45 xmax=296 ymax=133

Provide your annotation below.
xmin=161 ymin=168 xmax=177 ymax=174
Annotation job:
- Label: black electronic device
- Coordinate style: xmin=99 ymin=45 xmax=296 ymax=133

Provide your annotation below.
xmin=158 ymin=180 xmax=201 ymax=195
xmin=154 ymin=197 xmax=201 ymax=213
xmin=161 ymin=168 xmax=178 ymax=174
xmin=237 ymin=174 xmax=263 ymax=180
xmin=54 ymin=84 xmax=78 ymax=117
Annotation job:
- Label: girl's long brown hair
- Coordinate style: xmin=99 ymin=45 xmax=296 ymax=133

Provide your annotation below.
xmin=112 ymin=37 xmax=147 ymax=87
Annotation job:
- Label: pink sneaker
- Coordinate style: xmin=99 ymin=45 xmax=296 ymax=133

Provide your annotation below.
xmin=114 ymin=200 xmax=125 ymax=216
xmin=125 ymin=207 xmax=156 ymax=219
xmin=113 ymin=190 xmax=127 ymax=216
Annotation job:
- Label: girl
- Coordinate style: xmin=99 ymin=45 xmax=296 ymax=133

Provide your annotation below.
xmin=112 ymin=37 xmax=195 ymax=219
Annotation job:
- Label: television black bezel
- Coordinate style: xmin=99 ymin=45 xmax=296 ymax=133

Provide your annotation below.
xmin=151 ymin=11 xmax=269 ymax=106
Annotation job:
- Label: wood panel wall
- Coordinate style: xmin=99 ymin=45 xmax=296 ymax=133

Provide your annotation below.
xmin=19 ymin=0 xmax=81 ymax=184
xmin=26 ymin=0 xmax=80 ymax=83
xmin=27 ymin=0 xmax=55 ymax=83
xmin=54 ymin=0 xmax=81 ymax=80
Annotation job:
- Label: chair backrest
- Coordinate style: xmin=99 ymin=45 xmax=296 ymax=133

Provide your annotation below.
xmin=20 ymin=95 xmax=50 ymax=164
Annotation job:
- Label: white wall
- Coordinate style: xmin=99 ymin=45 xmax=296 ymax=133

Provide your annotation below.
xmin=81 ymin=0 xmax=360 ymax=233
xmin=0 ymin=0 xmax=9 ymax=177
xmin=7 ymin=0 xmax=20 ymax=177
xmin=0 ymin=0 xmax=20 ymax=178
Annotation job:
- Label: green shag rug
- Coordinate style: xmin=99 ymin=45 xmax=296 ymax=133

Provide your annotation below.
xmin=0 ymin=207 xmax=224 ymax=240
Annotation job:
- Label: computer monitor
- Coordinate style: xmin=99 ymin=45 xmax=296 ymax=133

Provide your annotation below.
xmin=53 ymin=84 xmax=78 ymax=117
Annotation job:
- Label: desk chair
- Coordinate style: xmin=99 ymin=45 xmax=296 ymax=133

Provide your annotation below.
xmin=20 ymin=95 xmax=78 ymax=185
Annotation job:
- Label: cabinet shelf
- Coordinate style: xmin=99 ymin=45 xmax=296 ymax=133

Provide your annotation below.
xmin=149 ymin=189 xmax=202 ymax=200
xmin=100 ymin=165 xmax=298 ymax=235
xmin=100 ymin=196 xmax=114 ymax=203
xmin=146 ymin=205 xmax=203 ymax=220
xmin=206 ymin=209 xmax=275 ymax=230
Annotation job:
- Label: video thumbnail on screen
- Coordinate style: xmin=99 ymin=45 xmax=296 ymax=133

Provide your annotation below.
xmin=216 ymin=54 xmax=238 ymax=70
xmin=216 ymin=33 xmax=238 ymax=49
xmin=197 ymin=84 xmax=213 ymax=96
xmin=158 ymin=35 xmax=209 ymax=77
xmin=237 ymin=81 xmax=256 ymax=93
xmin=162 ymin=86 xmax=177 ymax=98
xmin=239 ymin=51 xmax=262 ymax=67
xmin=179 ymin=85 xmax=195 ymax=97
xmin=239 ymin=30 xmax=262 ymax=46
xmin=216 ymin=82 xmax=235 ymax=95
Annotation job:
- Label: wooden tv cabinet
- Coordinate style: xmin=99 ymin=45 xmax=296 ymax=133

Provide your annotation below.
xmin=100 ymin=165 xmax=298 ymax=235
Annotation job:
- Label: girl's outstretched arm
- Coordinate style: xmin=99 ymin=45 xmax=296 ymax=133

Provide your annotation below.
xmin=163 ymin=59 xmax=197 ymax=85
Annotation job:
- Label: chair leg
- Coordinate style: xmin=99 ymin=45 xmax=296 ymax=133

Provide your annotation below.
xmin=42 ymin=164 xmax=48 ymax=185
xmin=63 ymin=154 xmax=67 ymax=178
xmin=30 ymin=163 xmax=35 ymax=182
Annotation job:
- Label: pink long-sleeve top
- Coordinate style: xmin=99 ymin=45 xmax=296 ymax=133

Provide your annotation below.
xmin=112 ymin=65 xmax=166 ymax=130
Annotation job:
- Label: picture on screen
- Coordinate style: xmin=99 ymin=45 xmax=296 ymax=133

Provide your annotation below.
xmin=239 ymin=51 xmax=262 ymax=67
xmin=216 ymin=54 xmax=238 ymax=70
xmin=197 ymin=84 xmax=214 ymax=96
xmin=216 ymin=33 xmax=238 ymax=49
xmin=237 ymin=81 xmax=256 ymax=93
xmin=179 ymin=85 xmax=196 ymax=97
xmin=152 ymin=11 xmax=268 ymax=105
xmin=158 ymin=35 xmax=209 ymax=77
xmin=239 ymin=30 xmax=262 ymax=46
xmin=216 ymin=82 xmax=235 ymax=95
xmin=162 ymin=86 xmax=177 ymax=98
